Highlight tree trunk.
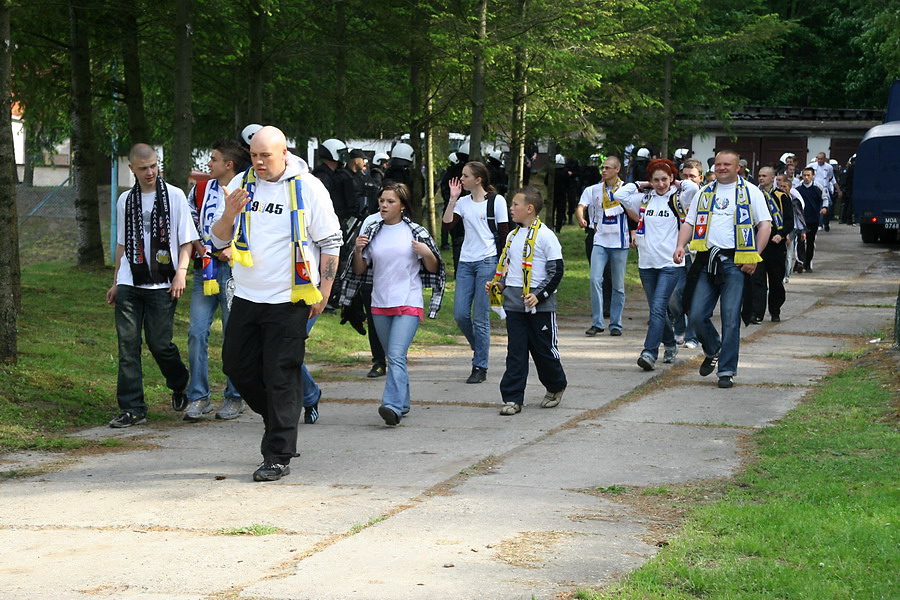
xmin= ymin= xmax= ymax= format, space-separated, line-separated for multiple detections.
xmin=425 ymin=100 xmax=437 ymax=235
xmin=247 ymin=0 xmax=265 ymax=123
xmin=468 ymin=0 xmax=488 ymax=162
xmin=0 ymin=0 xmax=20 ymax=363
xmin=22 ymin=121 xmax=39 ymax=187
xmin=660 ymin=53 xmax=672 ymax=158
xmin=334 ymin=1 xmax=347 ymax=140
xmin=120 ymin=3 xmax=150 ymax=146
xmin=170 ymin=0 xmax=193 ymax=192
xmin=69 ymin=0 xmax=104 ymax=266
xmin=407 ymin=6 xmax=427 ymax=218
xmin=508 ymin=0 xmax=528 ymax=190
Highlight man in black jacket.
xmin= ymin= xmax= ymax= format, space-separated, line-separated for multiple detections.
xmin=796 ymin=167 xmax=826 ymax=273
xmin=750 ymin=166 xmax=794 ymax=322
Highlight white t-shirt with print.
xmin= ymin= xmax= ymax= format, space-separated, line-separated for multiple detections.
xmin=504 ymin=222 xmax=563 ymax=288
xmin=454 ymin=193 xmax=508 ymax=262
xmin=115 ymin=183 xmax=198 ymax=289
xmin=684 ymin=180 xmax=771 ymax=250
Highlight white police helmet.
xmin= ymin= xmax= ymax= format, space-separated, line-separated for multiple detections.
xmin=241 ymin=123 xmax=263 ymax=146
xmin=636 ymin=147 xmax=651 ymax=159
xmin=458 ymin=141 xmax=470 ymax=156
xmin=674 ymin=148 xmax=690 ymax=160
xmin=319 ymin=138 xmax=347 ymax=162
xmin=372 ymin=152 xmax=390 ymax=165
xmin=555 ymin=153 xmax=565 ymax=165
xmin=448 ymin=152 xmax=459 ymax=165
xmin=391 ymin=143 xmax=414 ymax=162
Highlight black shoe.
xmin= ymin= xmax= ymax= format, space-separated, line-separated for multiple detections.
xmin=699 ymin=353 xmax=719 ymax=377
xmin=109 ymin=411 xmax=146 ymax=428
xmin=584 ymin=326 xmax=604 ymax=336
xmin=771 ymin=315 xmax=781 ymax=322
xmin=253 ymin=461 xmax=290 ymax=482
xmin=718 ymin=375 xmax=734 ymax=389
xmin=465 ymin=366 xmax=487 ymax=384
xmin=378 ymin=405 xmax=400 ymax=426
xmin=171 ymin=389 xmax=188 ymax=412
xmin=366 ymin=364 xmax=386 ymax=378
xmin=751 ymin=316 xmax=763 ymax=324
xmin=609 ymin=329 xmax=622 ymax=337
xmin=304 ymin=401 xmax=319 ymax=425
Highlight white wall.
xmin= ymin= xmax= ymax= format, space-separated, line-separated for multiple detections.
xmin=805 ymin=136 xmax=831 ymax=164
xmin=691 ymin=133 xmax=718 ymax=172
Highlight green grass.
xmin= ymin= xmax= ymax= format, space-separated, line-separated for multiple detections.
xmin=578 ymin=360 xmax=900 ymax=600
xmin=216 ymin=523 xmax=280 ymax=536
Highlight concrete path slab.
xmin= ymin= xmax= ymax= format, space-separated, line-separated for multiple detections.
xmin=604 ymin=384 xmax=809 ymax=428
xmin=1 ymin=223 xmax=897 ymax=600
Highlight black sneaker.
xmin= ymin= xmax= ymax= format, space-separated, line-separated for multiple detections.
xmin=584 ymin=326 xmax=604 ymax=336
xmin=253 ymin=461 xmax=290 ymax=482
xmin=171 ymin=389 xmax=188 ymax=412
xmin=304 ymin=400 xmax=319 ymax=425
xmin=699 ymin=353 xmax=719 ymax=377
xmin=366 ymin=364 xmax=386 ymax=378
xmin=378 ymin=405 xmax=400 ymax=426
xmin=609 ymin=329 xmax=622 ymax=337
xmin=465 ymin=366 xmax=487 ymax=384
xmin=109 ymin=411 xmax=146 ymax=428
xmin=718 ymin=375 xmax=734 ymax=389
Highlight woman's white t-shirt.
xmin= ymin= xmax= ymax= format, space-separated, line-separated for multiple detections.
xmin=454 ymin=193 xmax=508 ymax=262
xmin=618 ymin=187 xmax=684 ymax=269
xmin=365 ymin=222 xmax=423 ymax=309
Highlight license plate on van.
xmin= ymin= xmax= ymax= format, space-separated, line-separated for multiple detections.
xmin=885 ymin=217 xmax=899 ymax=229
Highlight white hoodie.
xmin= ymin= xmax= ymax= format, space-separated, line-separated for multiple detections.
xmin=212 ymin=153 xmax=342 ymax=304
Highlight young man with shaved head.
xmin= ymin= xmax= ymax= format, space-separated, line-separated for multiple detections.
xmin=107 ymin=144 xmax=199 ymax=428
xmin=674 ymin=150 xmax=772 ymax=389
xmin=211 ymin=126 xmax=342 ymax=482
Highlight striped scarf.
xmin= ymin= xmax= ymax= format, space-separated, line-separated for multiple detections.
xmin=232 ymin=169 xmax=323 ymax=305
xmin=689 ymin=177 xmax=761 ymax=264
xmin=196 ymin=179 xmax=222 ymax=295
xmin=489 ymin=217 xmax=541 ymax=314
xmin=761 ymin=186 xmax=785 ymax=229
xmin=124 ymin=176 xmax=174 ymax=286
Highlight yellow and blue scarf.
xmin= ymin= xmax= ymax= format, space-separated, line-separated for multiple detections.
xmin=232 ymin=169 xmax=323 ymax=305
xmin=761 ymin=187 xmax=784 ymax=230
xmin=489 ymin=217 xmax=541 ymax=311
xmin=689 ymin=177 xmax=761 ymax=264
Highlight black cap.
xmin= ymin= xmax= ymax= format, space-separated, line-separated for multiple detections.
xmin=348 ymin=149 xmax=367 ymax=160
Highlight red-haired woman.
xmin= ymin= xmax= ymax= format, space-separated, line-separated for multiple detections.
xmin=615 ymin=159 xmax=699 ymax=371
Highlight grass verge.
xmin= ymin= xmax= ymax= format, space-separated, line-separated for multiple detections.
xmin=578 ymin=348 xmax=899 ymax=600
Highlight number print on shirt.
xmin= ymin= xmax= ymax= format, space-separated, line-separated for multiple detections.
xmin=645 ymin=208 xmax=671 ymax=218
xmin=248 ymin=201 xmax=284 ymax=214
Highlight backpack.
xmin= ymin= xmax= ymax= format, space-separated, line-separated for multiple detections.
xmin=485 ymin=192 xmax=510 ymax=257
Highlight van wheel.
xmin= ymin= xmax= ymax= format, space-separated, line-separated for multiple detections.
xmin=860 ymin=224 xmax=878 ymax=243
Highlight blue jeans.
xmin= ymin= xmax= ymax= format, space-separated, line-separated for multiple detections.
xmin=115 ymin=285 xmax=189 ymax=418
xmin=668 ymin=254 xmax=697 ymax=341
xmin=187 ymin=264 xmax=241 ymax=403
xmin=372 ymin=314 xmax=420 ymax=418
xmin=453 ymin=256 xmax=496 ymax=369
xmin=688 ymin=257 xmax=745 ymax=377
xmin=639 ymin=267 xmax=684 ymax=360
xmin=301 ymin=315 xmax=320 ymax=408
xmin=589 ymin=246 xmax=628 ymax=331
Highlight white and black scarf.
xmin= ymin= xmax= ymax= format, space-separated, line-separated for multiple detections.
xmin=124 ymin=176 xmax=174 ymax=285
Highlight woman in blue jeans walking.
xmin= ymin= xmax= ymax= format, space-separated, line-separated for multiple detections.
xmin=616 ymin=159 xmax=698 ymax=370
xmin=442 ymin=161 xmax=509 ymax=383
xmin=351 ymin=183 xmax=444 ymax=426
